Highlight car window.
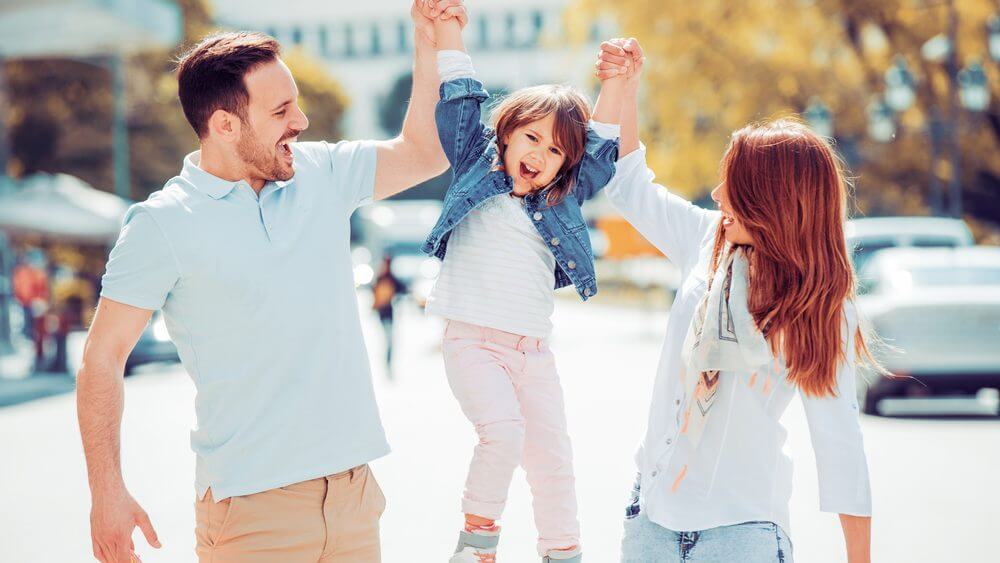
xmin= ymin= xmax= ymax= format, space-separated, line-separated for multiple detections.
xmin=910 ymin=238 xmax=961 ymax=248
xmin=902 ymin=266 xmax=1000 ymax=288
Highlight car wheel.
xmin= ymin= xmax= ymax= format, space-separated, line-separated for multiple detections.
xmin=862 ymin=388 xmax=882 ymax=416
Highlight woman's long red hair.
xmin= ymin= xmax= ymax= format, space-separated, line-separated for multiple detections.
xmin=711 ymin=118 xmax=876 ymax=397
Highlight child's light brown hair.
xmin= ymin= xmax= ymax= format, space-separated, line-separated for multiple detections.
xmin=490 ymin=84 xmax=592 ymax=206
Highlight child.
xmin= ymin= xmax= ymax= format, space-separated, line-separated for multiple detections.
xmin=418 ymin=2 xmax=624 ymax=561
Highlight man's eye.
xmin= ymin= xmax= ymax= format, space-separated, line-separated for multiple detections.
xmin=275 ymin=110 xmax=287 ymax=117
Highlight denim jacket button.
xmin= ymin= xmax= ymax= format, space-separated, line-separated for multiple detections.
xmin=533 ymin=212 xmax=543 ymax=221
xmin=567 ymin=260 xmax=576 ymax=269
xmin=550 ymin=237 xmax=560 ymax=246
xmin=584 ymin=287 xmax=592 ymax=297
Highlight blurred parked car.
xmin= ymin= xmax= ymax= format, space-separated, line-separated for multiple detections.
xmin=855 ymin=246 xmax=1000 ymax=414
xmin=67 ymin=310 xmax=179 ymax=378
xmin=847 ymin=216 xmax=973 ymax=277
xmin=125 ymin=311 xmax=180 ymax=375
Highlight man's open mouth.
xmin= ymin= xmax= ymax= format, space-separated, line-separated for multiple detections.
xmin=278 ymin=138 xmax=296 ymax=159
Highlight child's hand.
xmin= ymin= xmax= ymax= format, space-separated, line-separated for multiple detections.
xmin=411 ymin=0 xmax=468 ymax=48
xmin=418 ymin=0 xmax=468 ymax=26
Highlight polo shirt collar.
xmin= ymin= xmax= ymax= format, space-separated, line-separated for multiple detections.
xmin=181 ymin=150 xmax=295 ymax=199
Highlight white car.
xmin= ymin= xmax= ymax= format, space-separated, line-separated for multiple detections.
xmin=847 ymin=216 xmax=973 ymax=275
xmin=855 ymin=246 xmax=1000 ymax=414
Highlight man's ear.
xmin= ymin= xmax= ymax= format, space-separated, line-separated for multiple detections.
xmin=207 ymin=109 xmax=242 ymax=143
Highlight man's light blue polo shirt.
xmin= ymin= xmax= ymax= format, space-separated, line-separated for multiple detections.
xmin=101 ymin=141 xmax=389 ymax=501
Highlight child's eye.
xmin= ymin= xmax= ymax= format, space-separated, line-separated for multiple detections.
xmin=549 ymin=147 xmax=562 ymax=156
xmin=526 ymin=133 xmax=538 ymax=142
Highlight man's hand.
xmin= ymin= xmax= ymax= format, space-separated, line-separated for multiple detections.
xmin=90 ymin=485 xmax=160 ymax=562
xmin=411 ymin=0 xmax=468 ymax=49
xmin=596 ymin=37 xmax=645 ymax=84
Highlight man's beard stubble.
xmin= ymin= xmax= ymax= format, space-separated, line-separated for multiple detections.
xmin=236 ymin=126 xmax=293 ymax=183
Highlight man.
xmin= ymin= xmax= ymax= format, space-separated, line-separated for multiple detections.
xmin=77 ymin=2 xmax=466 ymax=562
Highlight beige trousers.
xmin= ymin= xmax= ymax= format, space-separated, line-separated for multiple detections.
xmin=195 ymin=465 xmax=385 ymax=562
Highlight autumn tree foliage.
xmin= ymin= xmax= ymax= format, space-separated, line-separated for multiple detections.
xmin=587 ymin=0 xmax=1000 ymax=231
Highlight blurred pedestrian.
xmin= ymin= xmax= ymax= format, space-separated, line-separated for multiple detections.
xmin=598 ymin=39 xmax=878 ymax=563
xmin=419 ymin=6 xmax=620 ymax=562
xmin=12 ymin=249 xmax=50 ymax=367
xmin=372 ymin=255 xmax=406 ymax=374
xmin=75 ymin=4 xmax=467 ymax=562
xmin=47 ymin=266 xmax=91 ymax=373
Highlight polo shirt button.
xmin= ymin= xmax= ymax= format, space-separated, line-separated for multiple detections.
xmin=675 ymin=399 xmax=681 ymax=406
xmin=666 ymin=438 xmax=672 ymax=445
xmin=533 ymin=212 xmax=543 ymax=221
xmin=567 ymin=260 xmax=576 ymax=270
xmin=651 ymin=470 xmax=658 ymax=477
xmin=550 ymin=237 xmax=560 ymax=246
xmin=583 ymin=287 xmax=592 ymax=297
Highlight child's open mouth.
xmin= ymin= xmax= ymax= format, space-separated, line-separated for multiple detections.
xmin=519 ymin=161 xmax=540 ymax=181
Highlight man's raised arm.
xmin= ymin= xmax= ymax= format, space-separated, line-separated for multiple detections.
xmin=372 ymin=0 xmax=467 ymax=201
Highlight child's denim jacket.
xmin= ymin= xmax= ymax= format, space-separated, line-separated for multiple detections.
xmin=421 ymin=77 xmax=619 ymax=301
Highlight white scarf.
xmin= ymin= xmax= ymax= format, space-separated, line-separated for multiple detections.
xmin=679 ymin=245 xmax=772 ymax=448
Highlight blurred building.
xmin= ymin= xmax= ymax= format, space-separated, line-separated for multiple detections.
xmin=212 ymin=0 xmax=615 ymax=139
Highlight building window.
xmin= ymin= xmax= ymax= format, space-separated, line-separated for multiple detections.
xmin=477 ymin=15 xmax=489 ymax=49
xmin=588 ymin=22 xmax=599 ymax=42
xmin=344 ymin=23 xmax=355 ymax=57
xmin=529 ymin=10 xmax=543 ymax=46
xmin=319 ymin=26 xmax=329 ymax=56
xmin=505 ymin=13 xmax=516 ymax=48
xmin=370 ymin=23 xmax=382 ymax=56
xmin=291 ymin=26 xmax=303 ymax=45
xmin=397 ymin=20 xmax=409 ymax=53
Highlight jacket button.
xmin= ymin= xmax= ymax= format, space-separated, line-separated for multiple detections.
xmin=550 ymin=237 xmax=560 ymax=246
xmin=584 ymin=287 xmax=592 ymax=296
xmin=567 ymin=260 xmax=576 ymax=270
xmin=533 ymin=212 xmax=543 ymax=221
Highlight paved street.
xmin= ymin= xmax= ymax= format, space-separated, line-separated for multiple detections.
xmin=1 ymin=295 xmax=998 ymax=562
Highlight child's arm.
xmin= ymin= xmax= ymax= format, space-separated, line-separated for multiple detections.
xmin=570 ymin=40 xmax=636 ymax=203
xmin=596 ymin=38 xmax=642 ymax=157
xmin=592 ymin=40 xmax=629 ymax=126
xmin=422 ymin=0 xmax=489 ymax=172
xmin=430 ymin=0 xmax=465 ymax=52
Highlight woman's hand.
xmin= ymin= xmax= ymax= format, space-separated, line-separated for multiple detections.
xmin=596 ymin=37 xmax=645 ymax=86
xmin=594 ymin=37 xmax=644 ymax=157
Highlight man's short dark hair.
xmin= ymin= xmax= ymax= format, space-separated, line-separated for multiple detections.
xmin=176 ymin=32 xmax=281 ymax=138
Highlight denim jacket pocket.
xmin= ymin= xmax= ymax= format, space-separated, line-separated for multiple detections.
xmin=550 ymin=202 xmax=587 ymax=234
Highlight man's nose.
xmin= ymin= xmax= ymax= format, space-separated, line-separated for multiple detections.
xmin=292 ymin=106 xmax=309 ymax=132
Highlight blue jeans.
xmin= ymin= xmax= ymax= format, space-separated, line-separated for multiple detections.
xmin=621 ymin=513 xmax=793 ymax=562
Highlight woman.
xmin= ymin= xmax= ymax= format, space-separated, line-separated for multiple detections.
xmin=592 ymin=39 xmax=875 ymax=562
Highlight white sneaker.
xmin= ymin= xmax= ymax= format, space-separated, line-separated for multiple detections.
xmin=543 ymin=546 xmax=582 ymax=562
xmin=450 ymin=528 xmax=500 ymax=563
xmin=450 ymin=545 xmax=496 ymax=563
